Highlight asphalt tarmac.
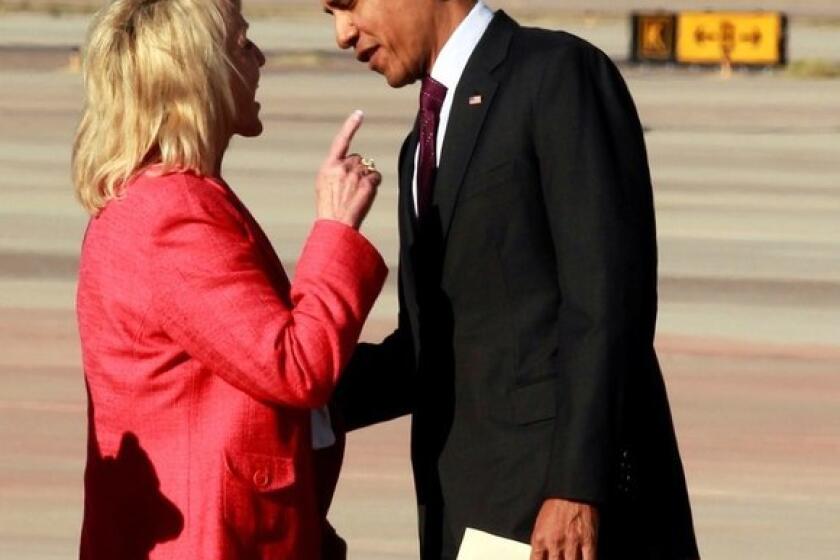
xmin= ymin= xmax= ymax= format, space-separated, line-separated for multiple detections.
xmin=0 ymin=7 xmax=838 ymax=560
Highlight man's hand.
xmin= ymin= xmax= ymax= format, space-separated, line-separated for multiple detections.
xmin=530 ymin=498 xmax=599 ymax=560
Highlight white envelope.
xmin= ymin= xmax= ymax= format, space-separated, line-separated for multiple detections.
xmin=457 ymin=528 xmax=532 ymax=560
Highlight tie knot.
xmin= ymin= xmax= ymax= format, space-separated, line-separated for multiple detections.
xmin=420 ymin=76 xmax=447 ymax=114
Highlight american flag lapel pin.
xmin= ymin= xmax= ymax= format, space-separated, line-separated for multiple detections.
xmin=468 ymin=94 xmax=482 ymax=105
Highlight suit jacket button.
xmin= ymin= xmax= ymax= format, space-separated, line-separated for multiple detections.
xmin=253 ymin=469 xmax=270 ymax=488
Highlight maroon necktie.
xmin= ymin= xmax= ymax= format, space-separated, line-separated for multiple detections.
xmin=416 ymin=76 xmax=448 ymax=219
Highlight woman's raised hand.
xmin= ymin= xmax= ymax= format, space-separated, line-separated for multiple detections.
xmin=316 ymin=110 xmax=382 ymax=230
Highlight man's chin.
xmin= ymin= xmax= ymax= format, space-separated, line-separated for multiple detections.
xmin=384 ymin=72 xmax=417 ymax=89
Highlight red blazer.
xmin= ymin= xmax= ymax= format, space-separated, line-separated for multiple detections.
xmin=76 ymin=170 xmax=387 ymax=559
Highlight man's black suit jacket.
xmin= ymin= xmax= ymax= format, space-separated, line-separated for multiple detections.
xmin=337 ymin=11 xmax=699 ymax=560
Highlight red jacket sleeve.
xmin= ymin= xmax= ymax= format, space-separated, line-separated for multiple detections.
xmin=146 ymin=174 xmax=387 ymax=408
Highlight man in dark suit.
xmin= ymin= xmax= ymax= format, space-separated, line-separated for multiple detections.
xmin=323 ymin=1 xmax=699 ymax=558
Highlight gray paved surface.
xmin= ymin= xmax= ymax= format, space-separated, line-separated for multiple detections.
xmin=1 ymin=8 xmax=839 ymax=560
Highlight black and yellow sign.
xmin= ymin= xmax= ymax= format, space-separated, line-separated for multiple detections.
xmin=631 ymin=13 xmax=677 ymax=63
xmin=676 ymin=12 xmax=787 ymax=66
xmin=630 ymin=11 xmax=787 ymax=67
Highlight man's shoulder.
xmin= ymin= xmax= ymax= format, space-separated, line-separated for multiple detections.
xmin=509 ymin=23 xmax=609 ymax=68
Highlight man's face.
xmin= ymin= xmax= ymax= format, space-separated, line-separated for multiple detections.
xmin=323 ymin=0 xmax=438 ymax=87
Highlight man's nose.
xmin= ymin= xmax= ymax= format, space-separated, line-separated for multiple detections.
xmin=334 ymin=12 xmax=358 ymax=50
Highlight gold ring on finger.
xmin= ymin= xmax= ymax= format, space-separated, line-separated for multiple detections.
xmin=361 ymin=157 xmax=376 ymax=172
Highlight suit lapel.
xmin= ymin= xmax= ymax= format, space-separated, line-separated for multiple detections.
xmin=398 ymin=124 xmax=422 ymax=344
xmin=434 ymin=76 xmax=497 ymax=241
xmin=399 ymin=122 xmax=419 ymax=250
xmin=397 ymin=12 xmax=517 ymax=333
xmin=433 ymin=11 xmax=516 ymax=242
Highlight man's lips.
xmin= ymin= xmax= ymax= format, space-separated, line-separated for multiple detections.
xmin=356 ymin=45 xmax=379 ymax=64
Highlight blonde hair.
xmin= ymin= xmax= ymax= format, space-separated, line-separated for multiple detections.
xmin=72 ymin=0 xmax=241 ymax=214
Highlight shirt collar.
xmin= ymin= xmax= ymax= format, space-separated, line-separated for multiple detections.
xmin=429 ymin=1 xmax=494 ymax=92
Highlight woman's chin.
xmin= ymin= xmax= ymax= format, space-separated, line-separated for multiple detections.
xmin=235 ymin=118 xmax=263 ymax=138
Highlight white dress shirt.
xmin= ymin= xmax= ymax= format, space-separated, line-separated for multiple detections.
xmin=412 ymin=0 xmax=495 ymax=214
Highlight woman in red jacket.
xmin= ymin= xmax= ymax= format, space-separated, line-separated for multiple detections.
xmin=72 ymin=0 xmax=385 ymax=558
